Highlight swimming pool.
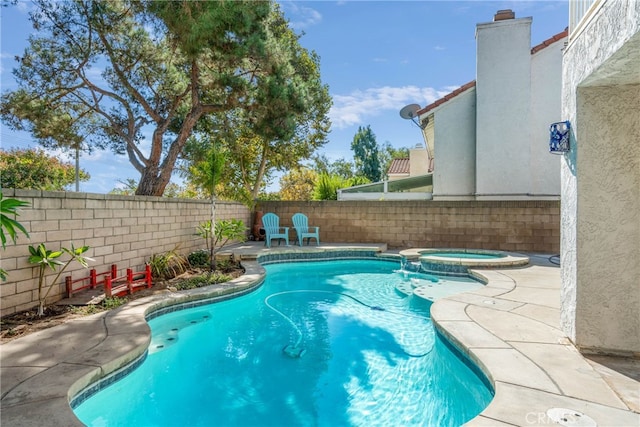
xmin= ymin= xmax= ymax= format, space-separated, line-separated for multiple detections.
xmin=73 ymin=259 xmax=493 ymax=426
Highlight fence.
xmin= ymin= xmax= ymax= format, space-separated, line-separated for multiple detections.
xmin=1 ymin=192 xmax=559 ymax=315
xmin=256 ymin=200 xmax=559 ymax=253
xmin=0 ymin=189 xmax=250 ymax=315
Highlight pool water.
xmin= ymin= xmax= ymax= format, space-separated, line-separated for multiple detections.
xmin=74 ymin=260 xmax=493 ymax=426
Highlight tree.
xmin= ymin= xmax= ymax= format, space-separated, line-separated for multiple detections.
xmin=1 ymin=1 xmax=326 ymax=196
xmin=0 ymin=148 xmax=90 ymax=190
xmin=178 ymin=6 xmax=331 ymax=207
xmin=351 ymin=125 xmax=382 ymax=182
xmin=280 ymin=168 xmax=318 ymax=201
xmin=310 ymin=154 xmax=355 ymax=179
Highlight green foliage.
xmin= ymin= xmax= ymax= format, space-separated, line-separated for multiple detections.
xmin=279 ymin=168 xmax=318 ymax=201
xmin=172 ymin=272 xmax=232 ymax=291
xmin=311 ymin=154 xmax=356 ymax=180
xmin=149 ymin=246 xmax=189 ymax=280
xmin=0 ymin=192 xmax=29 ymax=250
xmin=187 ymin=250 xmax=210 ymax=268
xmin=0 ymin=148 xmax=90 ymax=191
xmin=102 ymin=296 xmax=127 ymax=310
xmin=27 ymin=243 xmax=93 ymax=316
xmin=177 ymin=3 xmax=331 ymax=207
xmin=351 ymin=125 xmax=382 ymax=182
xmin=313 ymin=173 xmax=348 ymax=201
xmin=0 ymin=192 xmax=30 ymax=281
xmin=1 ymin=0 xmax=329 ymax=197
xmin=180 ymin=136 xmax=227 ymax=199
xmin=348 ymin=175 xmax=371 ymax=187
xmin=195 ymin=218 xmax=246 ymax=271
xmin=196 ymin=219 xmax=247 ymax=252
xmin=70 ymin=296 xmax=127 ymax=315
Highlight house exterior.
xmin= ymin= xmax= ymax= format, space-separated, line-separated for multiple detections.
xmin=560 ymin=0 xmax=640 ymax=355
xmin=417 ymin=10 xmax=567 ymax=201
xmin=387 ymin=146 xmax=430 ymax=182
xmin=387 ymin=157 xmax=410 ymax=181
xmin=338 ymin=145 xmax=432 ymax=200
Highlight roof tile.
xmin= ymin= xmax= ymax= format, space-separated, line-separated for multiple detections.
xmin=417 ymin=28 xmax=568 ymax=116
xmin=531 ymin=28 xmax=568 ymax=54
xmin=387 ymin=158 xmax=410 ymax=175
xmin=417 ymin=80 xmax=476 ymax=115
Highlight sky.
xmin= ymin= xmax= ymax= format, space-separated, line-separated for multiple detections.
xmin=0 ymin=1 xmax=569 ymax=194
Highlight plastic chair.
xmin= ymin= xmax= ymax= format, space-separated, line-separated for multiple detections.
xmin=292 ymin=213 xmax=320 ymax=246
xmin=262 ymin=213 xmax=289 ymax=248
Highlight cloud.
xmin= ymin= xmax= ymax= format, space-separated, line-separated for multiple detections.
xmin=280 ymin=1 xmax=322 ymax=30
xmin=16 ymin=1 xmax=30 ymax=13
xmin=434 ymin=45 xmax=446 ymax=51
xmin=330 ymin=85 xmax=443 ymax=129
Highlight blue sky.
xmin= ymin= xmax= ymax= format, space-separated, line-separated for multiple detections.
xmin=0 ymin=1 xmax=569 ymax=193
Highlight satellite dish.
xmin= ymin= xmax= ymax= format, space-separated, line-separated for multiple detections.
xmin=399 ymin=104 xmax=421 ymax=120
xmin=400 ymin=103 xmax=428 ymax=129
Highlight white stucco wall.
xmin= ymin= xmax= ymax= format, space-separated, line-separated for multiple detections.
xmin=432 ymin=88 xmax=476 ymax=199
xmin=561 ymin=0 xmax=640 ymax=354
xmin=530 ymin=41 xmax=564 ymax=196
xmin=475 ymin=17 xmax=532 ymax=198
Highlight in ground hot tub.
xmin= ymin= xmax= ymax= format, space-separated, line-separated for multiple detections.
xmin=400 ymin=248 xmax=529 ymax=276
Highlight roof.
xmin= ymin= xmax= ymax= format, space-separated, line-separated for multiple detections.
xmin=417 ymin=28 xmax=568 ymax=116
xmin=531 ymin=28 xmax=568 ymax=54
xmin=417 ymin=81 xmax=476 ymax=116
xmin=387 ymin=158 xmax=410 ymax=175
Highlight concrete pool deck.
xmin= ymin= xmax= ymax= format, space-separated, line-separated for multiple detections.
xmin=1 ymin=243 xmax=638 ymax=426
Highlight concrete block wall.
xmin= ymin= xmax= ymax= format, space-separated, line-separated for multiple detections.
xmin=0 ymin=189 xmax=250 ymax=315
xmin=256 ymin=200 xmax=559 ymax=253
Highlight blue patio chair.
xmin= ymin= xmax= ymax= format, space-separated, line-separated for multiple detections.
xmin=262 ymin=213 xmax=289 ymax=248
xmin=292 ymin=213 xmax=320 ymax=246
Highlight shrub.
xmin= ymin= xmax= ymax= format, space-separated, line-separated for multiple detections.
xmin=149 ymin=245 xmax=189 ymax=280
xmin=188 ymin=250 xmax=210 ymax=268
xmin=173 ymin=272 xmax=232 ymax=290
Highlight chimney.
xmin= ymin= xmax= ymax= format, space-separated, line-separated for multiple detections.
xmin=494 ymin=9 xmax=515 ymax=21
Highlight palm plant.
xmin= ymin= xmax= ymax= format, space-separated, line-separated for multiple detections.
xmin=1 ymin=192 xmax=30 ymax=281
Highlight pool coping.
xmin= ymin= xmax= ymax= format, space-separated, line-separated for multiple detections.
xmin=1 ymin=244 xmax=638 ymax=426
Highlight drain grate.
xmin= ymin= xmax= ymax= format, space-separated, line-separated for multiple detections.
xmin=546 ymin=408 xmax=596 ymax=426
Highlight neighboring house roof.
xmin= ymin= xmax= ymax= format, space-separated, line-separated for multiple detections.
xmin=531 ymin=28 xmax=568 ymax=54
xmin=387 ymin=158 xmax=410 ymax=175
xmin=417 ymin=28 xmax=568 ymax=116
xmin=417 ymin=81 xmax=476 ymax=115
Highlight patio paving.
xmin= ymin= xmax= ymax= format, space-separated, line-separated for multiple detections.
xmin=1 ymin=243 xmax=638 ymax=426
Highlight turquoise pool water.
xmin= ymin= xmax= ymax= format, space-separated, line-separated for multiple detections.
xmin=73 ymin=260 xmax=493 ymax=426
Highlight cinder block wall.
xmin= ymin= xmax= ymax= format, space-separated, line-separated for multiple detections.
xmin=1 ymin=192 xmax=559 ymax=315
xmin=0 ymin=189 xmax=250 ymax=315
xmin=256 ymin=200 xmax=559 ymax=252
